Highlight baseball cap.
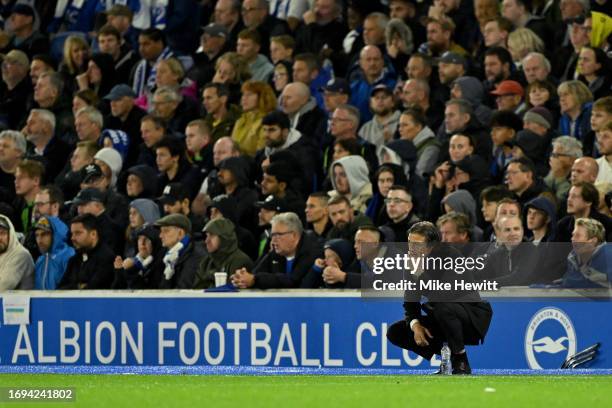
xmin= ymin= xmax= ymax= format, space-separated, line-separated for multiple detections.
xmin=158 ymin=183 xmax=188 ymax=205
xmin=34 ymin=217 xmax=53 ymax=233
xmin=11 ymin=4 xmax=34 ymax=17
xmin=2 ymin=50 xmax=29 ymax=67
xmin=72 ymin=188 xmax=105 ymax=205
xmin=490 ymin=80 xmax=524 ymax=97
xmin=154 ymin=213 xmax=192 ymax=232
xmin=203 ymin=23 xmax=228 ymax=38
xmin=438 ymin=51 xmax=466 ymax=66
xmin=255 ymin=195 xmax=288 ymax=212
xmin=104 ymin=84 xmax=136 ymax=101
xmin=370 ymin=84 xmax=393 ymax=97
xmin=320 ymin=78 xmax=350 ymax=95
xmin=81 ymin=163 xmax=104 ymax=183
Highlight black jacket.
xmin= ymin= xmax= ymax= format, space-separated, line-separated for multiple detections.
xmin=557 ymin=210 xmax=612 ymax=243
xmin=253 ymin=231 xmax=322 ymax=288
xmin=27 ymin=136 xmax=72 ymax=183
xmin=0 ymin=75 xmax=32 ymax=129
xmin=59 ymin=241 xmax=115 ymax=289
xmin=104 ymin=105 xmax=146 ymax=168
xmin=159 ymin=239 xmax=207 ymax=289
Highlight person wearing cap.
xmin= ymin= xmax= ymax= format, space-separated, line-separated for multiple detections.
xmin=192 ymin=23 xmax=231 ymax=88
xmin=217 ymin=156 xmax=259 ymax=231
xmin=1 ymin=3 xmax=48 ymax=61
xmin=33 ymin=216 xmax=75 ymax=290
xmin=97 ymin=24 xmax=139 ymax=85
xmin=73 ymin=186 xmax=124 ymax=254
xmin=132 ymin=28 xmax=175 ymax=99
xmin=58 ymin=213 xmax=114 ymax=289
xmin=254 ymin=194 xmax=288 ymax=259
xmin=112 ymin=224 xmax=165 ymax=289
xmin=0 ymin=49 xmax=32 ymax=129
xmin=359 ymin=84 xmax=401 ymax=147
xmin=437 ymin=52 xmax=466 ymax=89
xmin=194 ymin=217 xmax=254 ymax=289
xmin=208 ymin=193 xmax=258 ymax=260
xmin=491 ymin=80 xmax=527 ymax=116
xmin=349 ymin=45 xmax=397 ymax=123
xmin=155 ymin=213 xmax=205 ymax=289
xmin=320 ymin=78 xmax=350 ymax=123
xmin=0 ymin=214 xmax=34 ymax=290
xmin=23 ymin=109 xmax=72 ymax=182
xmin=158 ymin=182 xmax=206 ymax=238
xmin=231 ymin=211 xmax=321 ymax=289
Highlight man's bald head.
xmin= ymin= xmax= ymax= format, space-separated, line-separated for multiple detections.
xmin=570 ymin=156 xmax=599 ymax=185
xmin=213 ymin=136 xmax=239 ymax=166
xmin=359 ymin=45 xmax=384 ymax=83
xmin=281 ymin=82 xmax=311 ymax=115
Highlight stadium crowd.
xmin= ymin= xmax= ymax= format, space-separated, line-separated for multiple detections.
xmin=0 ymin=0 xmax=611 ymax=291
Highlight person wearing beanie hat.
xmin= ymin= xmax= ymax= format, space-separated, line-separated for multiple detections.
xmin=94 ymin=147 xmax=123 ymax=188
xmin=523 ymin=106 xmax=554 ymax=137
xmin=513 ymin=129 xmax=550 ymax=177
xmin=123 ymin=164 xmax=159 ymax=199
xmin=194 ymin=217 xmax=254 ymax=289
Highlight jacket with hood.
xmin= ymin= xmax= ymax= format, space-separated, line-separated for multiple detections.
xmin=0 ymin=215 xmax=34 ymax=290
xmin=452 ymin=77 xmax=493 ymax=127
xmin=217 ymin=157 xmax=259 ymax=232
xmin=562 ymin=244 xmax=612 ymax=288
xmin=122 ymin=165 xmax=159 ymax=199
xmin=441 ymin=189 xmax=484 ymax=241
xmin=88 ymin=53 xmax=117 ymax=100
xmin=194 ymin=218 xmax=254 ymax=289
xmin=249 ymin=54 xmax=274 ymax=82
xmin=349 ymin=67 xmax=397 ymax=123
xmin=329 ymin=155 xmax=373 ymax=214
xmin=411 ymin=126 xmax=440 ymax=179
xmin=34 ymin=217 xmax=75 ymax=290
xmin=124 ymin=199 xmax=161 ymax=258
xmin=524 ymin=196 xmax=558 ymax=243
xmin=231 ymin=109 xmax=267 ymax=157
xmin=113 ymin=225 xmax=166 ymax=289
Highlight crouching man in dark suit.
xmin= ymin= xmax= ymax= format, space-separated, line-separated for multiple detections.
xmin=386 ymin=222 xmax=493 ymax=374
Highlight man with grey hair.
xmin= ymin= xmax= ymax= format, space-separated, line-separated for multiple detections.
xmin=557 ymin=0 xmax=590 ymax=47
xmin=437 ymin=98 xmax=491 ymax=162
xmin=23 ymin=109 xmax=71 ymax=182
xmin=241 ymin=0 xmax=290 ymax=57
xmin=33 ymin=72 xmax=74 ymax=143
xmin=153 ymin=85 xmax=198 ymax=134
xmin=281 ymin=81 xmax=326 ymax=141
xmin=521 ymin=52 xmax=553 ymax=84
xmin=0 ymin=49 xmax=31 ymax=129
xmin=231 ymin=211 xmax=321 ymax=288
xmin=0 ymin=130 xmax=26 ymax=201
xmin=544 ymin=136 xmax=583 ymax=203
xmin=75 ymin=107 xmax=104 ymax=143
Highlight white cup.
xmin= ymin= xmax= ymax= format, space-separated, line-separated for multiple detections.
xmin=214 ymin=272 xmax=228 ymax=287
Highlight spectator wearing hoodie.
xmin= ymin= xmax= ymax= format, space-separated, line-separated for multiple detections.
xmin=450 ymin=76 xmax=493 ymax=127
xmin=0 ymin=214 xmax=34 ymax=290
xmin=124 ymin=199 xmax=161 ymax=258
xmin=441 ymin=189 xmax=484 ymax=242
xmin=194 ymin=217 xmax=254 ymax=289
xmin=112 ymin=225 xmax=166 ymax=289
xmin=359 ymin=84 xmax=401 ymax=147
xmin=33 ymin=216 xmax=75 ymax=289
xmin=122 ymin=164 xmax=159 ymax=200
xmin=512 ymin=129 xmax=550 ymax=177
xmin=236 ymin=29 xmax=274 ymax=82
xmin=525 ymin=196 xmax=558 ymax=243
xmin=208 ymin=194 xmax=258 ymax=261
xmin=329 ymin=155 xmax=373 ymax=214
xmin=216 ymin=156 xmax=259 ymax=231
xmin=301 ymin=238 xmax=357 ymax=289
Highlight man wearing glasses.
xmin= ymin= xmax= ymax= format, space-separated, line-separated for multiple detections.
xmin=383 ymin=185 xmax=420 ymax=242
xmin=231 ymin=212 xmax=321 ymax=288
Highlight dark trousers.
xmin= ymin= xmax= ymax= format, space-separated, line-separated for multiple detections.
xmin=386 ymin=303 xmax=481 ymax=359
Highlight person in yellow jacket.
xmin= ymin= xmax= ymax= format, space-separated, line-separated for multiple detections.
xmin=231 ymin=80 xmax=277 ymax=156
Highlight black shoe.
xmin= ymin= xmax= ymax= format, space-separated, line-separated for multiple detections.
xmin=451 ymin=352 xmax=472 ymax=375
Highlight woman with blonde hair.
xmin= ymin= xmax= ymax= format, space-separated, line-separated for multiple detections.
xmin=213 ymin=52 xmax=252 ymax=105
xmin=507 ymin=28 xmax=544 ymax=66
xmin=558 ymin=80 xmax=594 ymax=153
xmin=231 ymin=80 xmax=277 ymax=156
xmin=59 ymin=35 xmax=90 ymax=88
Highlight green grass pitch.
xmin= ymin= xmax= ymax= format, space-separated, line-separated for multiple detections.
xmin=1 ymin=374 xmax=611 ymax=407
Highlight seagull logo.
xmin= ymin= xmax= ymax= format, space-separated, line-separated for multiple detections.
xmin=531 ymin=336 xmax=569 ymax=354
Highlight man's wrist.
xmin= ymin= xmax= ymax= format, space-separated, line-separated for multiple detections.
xmin=409 ymin=319 xmax=420 ymax=331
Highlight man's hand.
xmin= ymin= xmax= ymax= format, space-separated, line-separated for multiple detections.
xmin=231 ymin=268 xmax=255 ymax=289
xmin=413 ymin=322 xmax=433 ymax=347
xmin=322 ymin=266 xmax=346 ymax=284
